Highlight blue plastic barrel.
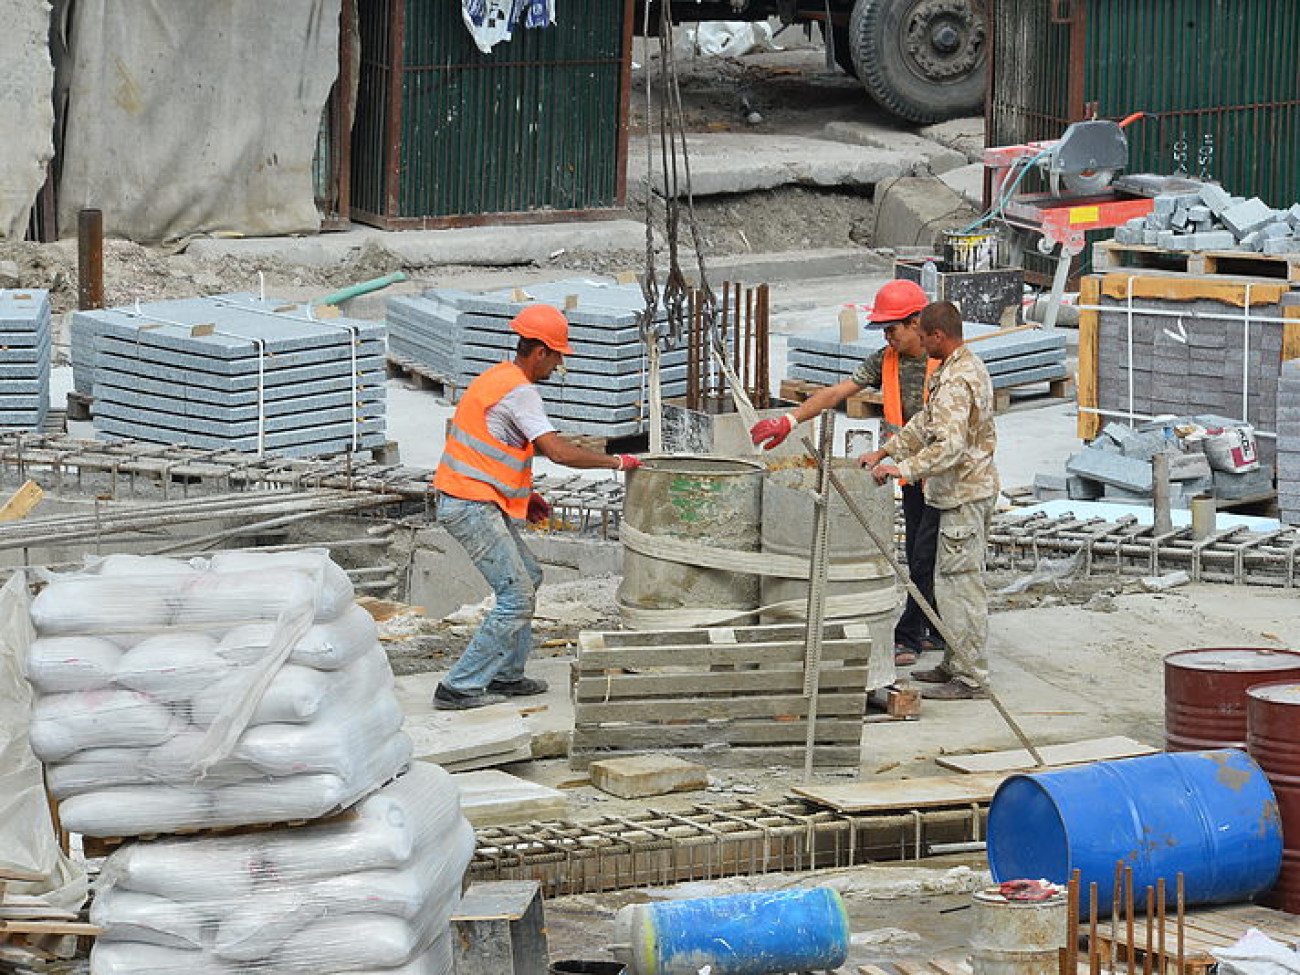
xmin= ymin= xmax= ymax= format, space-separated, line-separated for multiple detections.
xmin=988 ymin=749 xmax=1282 ymax=914
xmin=610 ymin=888 xmax=849 ymax=975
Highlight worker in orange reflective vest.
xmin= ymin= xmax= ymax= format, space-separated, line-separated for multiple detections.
xmin=433 ymin=304 xmax=643 ymax=710
xmin=749 ymin=279 xmax=941 ymax=667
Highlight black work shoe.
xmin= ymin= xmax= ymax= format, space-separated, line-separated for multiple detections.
xmin=487 ymin=677 xmax=549 ymax=697
xmin=910 ymin=666 xmax=954 ymax=684
xmin=921 ymin=679 xmax=990 ymax=701
xmin=433 ymin=684 xmax=508 ymax=710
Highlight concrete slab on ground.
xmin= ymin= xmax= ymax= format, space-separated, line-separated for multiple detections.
xmin=822 ymin=121 xmax=966 ymax=175
xmin=450 ymin=769 xmax=570 ymax=826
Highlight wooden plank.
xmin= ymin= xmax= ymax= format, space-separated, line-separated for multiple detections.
xmin=574 ymin=666 xmax=870 ymax=701
xmin=858 ymin=965 xmax=894 ymax=975
xmin=1099 ymin=274 xmax=1289 ymax=308
xmin=791 ymin=772 xmax=1009 ymax=812
xmin=580 ymin=621 xmax=868 ymax=650
xmin=933 ymin=735 xmax=1157 ymax=774
xmin=930 ymin=958 xmax=973 ymax=975
xmin=1077 ymin=275 xmax=1101 ymax=440
xmin=576 ymin=638 xmax=871 ymax=670
xmin=0 ymin=920 xmax=103 ymax=936
xmin=575 ymin=690 xmax=868 ymax=723
xmin=0 ymin=481 xmax=43 ymax=522
xmin=1283 ymin=301 xmax=1300 ymax=364
xmin=569 ymin=744 xmax=863 ymax=770
xmin=571 ymin=719 xmax=865 ymax=749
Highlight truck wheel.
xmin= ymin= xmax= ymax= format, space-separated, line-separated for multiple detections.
xmin=849 ymin=0 xmax=987 ymax=124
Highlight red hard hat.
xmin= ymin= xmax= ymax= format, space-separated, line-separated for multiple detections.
xmin=868 ymin=279 xmax=929 ymax=324
xmin=510 ymin=304 xmax=574 ymax=355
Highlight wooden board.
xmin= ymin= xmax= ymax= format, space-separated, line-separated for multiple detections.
xmin=934 ymin=735 xmax=1157 ymax=774
xmin=1077 ymin=275 xmax=1101 ymax=439
xmin=791 ymin=772 xmax=1010 ymax=812
xmin=1086 ymin=902 xmax=1300 ymax=975
xmin=1098 ymin=273 xmax=1289 ymax=308
xmin=859 ymin=956 xmax=972 ymax=975
xmin=0 ymin=480 xmax=43 ymax=522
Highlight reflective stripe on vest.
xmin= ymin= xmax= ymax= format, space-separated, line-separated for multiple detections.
xmin=434 ymin=362 xmax=536 ymax=519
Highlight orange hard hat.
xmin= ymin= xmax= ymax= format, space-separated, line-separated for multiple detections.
xmin=868 ymin=279 xmax=929 ymax=324
xmin=510 ymin=304 xmax=574 ymax=355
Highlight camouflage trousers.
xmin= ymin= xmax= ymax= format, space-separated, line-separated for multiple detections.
xmin=934 ymin=496 xmax=996 ymax=686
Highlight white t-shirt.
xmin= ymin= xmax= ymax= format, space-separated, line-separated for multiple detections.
xmin=485 ymin=383 xmax=555 ymax=449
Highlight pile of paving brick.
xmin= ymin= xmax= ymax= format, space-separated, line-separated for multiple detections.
xmin=1279 ymin=360 xmax=1300 ymax=525
xmin=786 ymin=322 xmax=1069 ymax=391
xmin=1112 ymin=183 xmax=1300 ymax=255
xmin=0 ymin=289 xmax=51 ymax=431
xmin=71 ymin=294 xmax=386 ymax=458
xmin=1034 ymin=417 xmax=1273 ymax=509
xmin=388 ymin=278 xmax=685 ymax=439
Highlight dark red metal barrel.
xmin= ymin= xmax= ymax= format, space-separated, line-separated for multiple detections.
xmin=1247 ymin=682 xmax=1300 ymax=913
xmin=1164 ymin=649 xmax=1300 ymax=752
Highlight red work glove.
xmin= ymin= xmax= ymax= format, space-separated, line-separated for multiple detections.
xmin=616 ymin=454 xmax=643 ymax=472
xmin=750 ymin=414 xmax=798 ymax=450
xmin=998 ymin=879 xmax=1059 ymax=902
xmin=526 ymin=491 xmax=551 ymax=525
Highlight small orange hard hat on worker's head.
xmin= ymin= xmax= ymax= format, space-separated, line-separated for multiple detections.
xmin=510 ymin=304 xmax=575 ymax=355
xmin=868 ymin=279 xmax=929 ymax=324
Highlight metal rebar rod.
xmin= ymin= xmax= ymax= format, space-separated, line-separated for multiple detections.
xmin=1111 ymin=861 xmax=1122 ymax=975
xmin=1156 ymin=877 xmax=1166 ymax=975
xmin=1067 ymin=869 xmax=1081 ymax=975
xmin=802 ymin=412 xmax=835 ymax=783
xmin=1089 ymin=881 xmax=1100 ymax=975
xmin=1176 ymin=874 xmax=1185 ymax=975
xmin=1143 ymin=885 xmax=1154 ymax=975
xmin=1125 ymin=867 xmax=1135 ymax=975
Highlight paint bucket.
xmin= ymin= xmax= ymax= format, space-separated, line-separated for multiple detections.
xmin=608 ymin=888 xmax=849 ymax=975
xmin=759 ymin=463 xmax=899 ymax=661
xmin=617 ymin=456 xmax=765 ymax=629
xmin=969 ymin=886 xmax=1067 ymax=975
xmin=943 ymin=230 xmax=1001 ymax=272
xmin=550 ymin=963 xmax=627 ymax=975
xmin=987 ymin=749 xmax=1281 ymax=914
xmin=1247 ymin=681 xmax=1300 ymax=913
xmin=1165 ymin=648 xmax=1300 ymax=751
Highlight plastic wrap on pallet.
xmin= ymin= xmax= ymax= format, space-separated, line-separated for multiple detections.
xmin=88 ymin=763 xmax=471 ymax=975
xmin=23 ymin=550 xmax=412 ymax=836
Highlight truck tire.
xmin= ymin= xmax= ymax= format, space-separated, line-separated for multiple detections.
xmin=848 ymin=0 xmax=986 ymax=124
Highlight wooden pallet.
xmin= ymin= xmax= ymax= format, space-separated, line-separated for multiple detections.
xmin=1094 ymin=240 xmax=1300 ymax=283
xmin=993 ymin=375 xmax=1075 ymax=413
xmin=80 ymin=804 xmax=361 ymax=859
xmin=859 ymin=955 xmax=971 ymax=975
xmin=0 ymin=874 xmax=101 ymax=966
xmin=570 ymin=622 xmax=873 ymax=769
xmin=1085 ymin=902 xmax=1300 ymax=975
xmin=779 ymin=378 xmax=884 ymax=418
xmin=386 ymin=355 xmax=463 ymax=401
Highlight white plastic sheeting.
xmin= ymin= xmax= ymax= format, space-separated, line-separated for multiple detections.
xmin=0 ymin=572 xmax=87 ymax=912
xmin=57 ymin=0 xmax=340 ymax=243
xmin=0 ymin=0 xmax=54 ymax=240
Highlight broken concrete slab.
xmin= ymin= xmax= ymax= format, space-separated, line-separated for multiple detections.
xmin=1067 ymin=449 xmax=1154 ymax=493
xmin=628 ymin=133 xmax=919 ymax=199
xmin=918 ymin=117 xmax=985 ymax=162
xmin=871 ymin=176 xmax=978 ymax=251
xmin=823 ymin=121 xmax=966 ymax=175
xmin=396 ymin=672 xmax=534 ymax=771
xmin=590 ymin=754 xmax=710 ymax=799
xmin=937 ymin=162 xmax=985 ymax=209
xmin=451 ymin=769 xmax=569 ymax=826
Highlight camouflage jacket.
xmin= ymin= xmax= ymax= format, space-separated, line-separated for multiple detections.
xmin=885 ymin=344 xmax=999 ymax=508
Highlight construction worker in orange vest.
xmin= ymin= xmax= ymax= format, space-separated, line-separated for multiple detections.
xmin=433 ymin=304 xmax=643 ymax=710
xmin=748 ymin=279 xmax=941 ymax=667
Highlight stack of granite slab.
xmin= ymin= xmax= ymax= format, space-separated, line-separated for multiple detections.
xmin=388 ymin=278 xmax=685 ymax=439
xmin=1092 ymin=291 xmax=1285 ymax=468
xmin=1279 ymin=360 xmax=1300 ymax=525
xmin=1112 ymin=182 xmax=1300 ymax=256
xmin=72 ymin=294 xmax=386 ymax=457
xmin=0 ymin=289 xmax=51 ymax=431
xmin=786 ymin=322 xmax=1068 ymax=390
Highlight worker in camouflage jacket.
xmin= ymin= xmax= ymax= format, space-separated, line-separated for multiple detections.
xmin=860 ymin=301 xmax=1000 ymax=701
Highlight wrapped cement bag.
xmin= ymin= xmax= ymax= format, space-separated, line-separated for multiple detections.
xmin=25 ymin=550 xmax=411 ymax=836
xmin=90 ymin=764 xmax=470 ymax=975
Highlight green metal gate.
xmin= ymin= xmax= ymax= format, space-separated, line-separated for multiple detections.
xmin=989 ymin=0 xmax=1300 ymax=209
xmin=351 ymin=0 xmax=632 ymax=228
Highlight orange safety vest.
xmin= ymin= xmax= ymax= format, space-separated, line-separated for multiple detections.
xmin=434 ymin=362 xmax=536 ymax=520
xmin=881 ymin=348 xmax=937 ymax=487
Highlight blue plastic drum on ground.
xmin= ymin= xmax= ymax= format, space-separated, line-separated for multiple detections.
xmin=988 ymin=749 xmax=1281 ymax=915
xmin=610 ymin=888 xmax=849 ymax=975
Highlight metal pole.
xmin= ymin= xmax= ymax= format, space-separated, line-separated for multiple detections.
xmin=77 ymin=208 xmax=104 ymax=310
xmin=802 ymin=412 xmax=835 ymax=783
xmin=802 ymin=438 xmax=1046 ymax=766
xmin=1152 ymin=453 xmax=1173 ymax=536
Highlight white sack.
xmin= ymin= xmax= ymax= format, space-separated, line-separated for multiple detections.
xmin=58 ymin=0 xmax=340 ymax=243
xmin=29 ymin=688 xmax=180 ymax=761
xmin=25 ymin=635 xmax=124 ymax=693
xmin=216 ymin=603 xmax=377 ymax=671
xmin=115 ymin=632 xmax=230 ymax=703
xmin=90 ymin=891 xmax=205 ymax=950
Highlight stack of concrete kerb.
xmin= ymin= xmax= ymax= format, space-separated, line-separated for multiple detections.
xmin=617 ymin=456 xmax=899 ymax=680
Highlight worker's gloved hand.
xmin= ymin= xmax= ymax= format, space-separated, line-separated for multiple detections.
xmin=750 ymin=414 xmax=797 ymax=450
xmin=526 ymin=491 xmax=551 ymax=525
xmin=616 ymin=454 xmax=643 ymax=472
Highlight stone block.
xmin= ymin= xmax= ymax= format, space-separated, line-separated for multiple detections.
xmin=1171 ymin=207 xmax=1190 ymax=230
xmin=1187 ymin=205 xmax=1212 ymax=223
xmin=1121 ymin=430 xmax=1173 ymax=460
xmin=1261 ymin=222 xmax=1293 ymax=240
xmin=1103 ymin=484 xmax=1152 ymax=502
xmin=1168 ymin=451 xmax=1212 ymax=480
xmin=1262 ymin=237 xmax=1300 ymax=256
xmin=1067 ymin=475 xmax=1103 ymax=500
xmin=1157 ymin=230 xmax=1177 ymax=249
xmin=1288 ymin=203 xmax=1300 ymax=229
xmin=1067 ymin=448 xmax=1154 ymax=493
xmin=1153 ymin=195 xmax=1177 ymax=215
xmin=1221 ymin=197 xmax=1275 ymax=239
xmin=1213 ymin=467 xmax=1275 ymax=500
xmin=1142 ymin=230 xmax=1161 ymax=246
xmin=1184 ymin=230 xmax=1237 ymax=251
xmin=590 ymin=754 xmax=709 ymax=799
xmin=1199 ymin=183 xmax=1233 ymax=215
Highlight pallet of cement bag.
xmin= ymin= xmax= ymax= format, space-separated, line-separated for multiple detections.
xmin=569 ymin=622 xmax=874 ymax=770
xmin=1076 ymin=274 xmax=1300 ymax=449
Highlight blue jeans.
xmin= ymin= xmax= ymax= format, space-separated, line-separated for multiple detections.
xmin=438 ymin=495 xmax=544 ymax=694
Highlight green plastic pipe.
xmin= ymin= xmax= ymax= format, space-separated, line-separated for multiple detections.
xmin=313 ymin=271 xmax=408 ymax=307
